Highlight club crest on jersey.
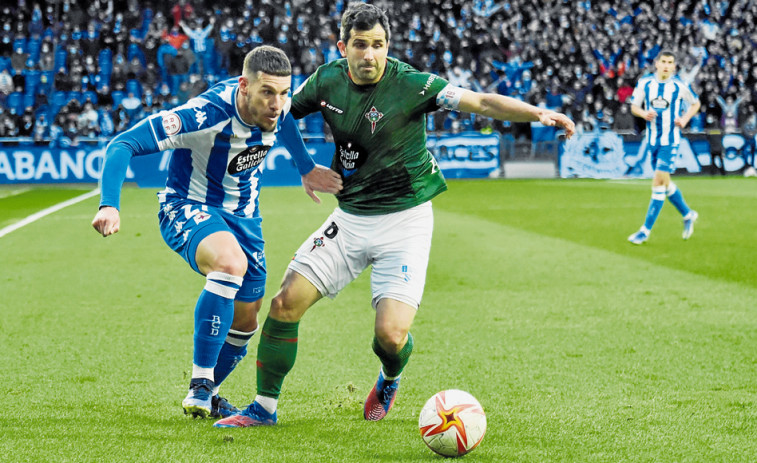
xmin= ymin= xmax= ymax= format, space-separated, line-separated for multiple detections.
xmin=193 ymin=211 xmax=211 ymax=224
xmin=651 ymin=97 xmax=670 ymax=110
xmin=162 ymin=113 xmax=182 ymax=136
xmin=228 ymin=145 xmax=271 ymax=175
xmin=310 ymin=236 xmax=324 ymax=251
xmin=365 ymin=106 xmax=383 ymax=134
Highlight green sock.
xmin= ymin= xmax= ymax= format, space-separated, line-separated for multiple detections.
xmin=256 ymin=317 xmax=299 ymax=399
xmin=372 ymin=332 xmax=414 ymax=378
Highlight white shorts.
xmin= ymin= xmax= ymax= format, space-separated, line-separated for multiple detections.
xmin=288 ymin=202 xmax=434 ymax=309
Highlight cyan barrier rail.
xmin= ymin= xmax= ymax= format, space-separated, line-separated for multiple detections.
xmin=0 ymin=132 xmax=501 ymax=186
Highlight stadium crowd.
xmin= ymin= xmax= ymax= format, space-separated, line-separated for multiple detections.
xmin=0 ymin=0 xmax=756 ymax=146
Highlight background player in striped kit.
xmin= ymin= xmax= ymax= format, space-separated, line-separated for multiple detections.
xmin=628 ymin=50 xmax=701 ymax=245
xmin=91 ymin=46 xmax=342 ymax=419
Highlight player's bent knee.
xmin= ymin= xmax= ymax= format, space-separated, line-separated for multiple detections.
xmin=269 ymin=292 xmax=300 ymax=322
xmin=375 ymin=329 xmax=408 ymax=354
xmin=205 ymin=251 xmax=248 ymax=277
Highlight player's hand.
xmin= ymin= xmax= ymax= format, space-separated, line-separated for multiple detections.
xmin=644 ymin=110 xmax=657 ymax=121
xmin=302 ymin=165 xmax=343 ymax=204
xmin=92 ymin=206 xmax=121 ymax=237
xmin=539 ymin=111 xmax=576 ymax=139
xmin=674 ymin=117 xmax=687 ymax=128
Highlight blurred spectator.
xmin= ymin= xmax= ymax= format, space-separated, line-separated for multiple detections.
xmin=53 ymin=66 xmax=72 ymax=92
xmin=171 ymin=0 xmax=195 ymax=28
xmin=18 ymin=108 xmax=35 ymax=137
xmin=156 ymin=37 xmax=178 ymax=83
xmin=0 ymin=67 xmax=12 ymax=95
xmin=168 ymin=41 xmax=195 ymax=91
xmin=188 ymin=73 xmax=207 ymax=99
xmin=612 ymin=104 xmax=636 ymax=134
xmin=38 ymin=41 xmax=55 ymax=71
xmin=121 ymin=92 xmax=142 ymax=120
xmin=113 ymin=103 xmax=131 ymax=132
xmin=162 ymin=25 xmax=189 ymax=50
xmin=77 ymin=101 xmax=100 ymax=137
xmin=33 ymin=112 xmax=49 ymax=144
xmin=716 ymin=93 xmax=746 ymax=133
xmin=1 ymin=111 xmax=19 ymax=137
xmin=180 ymin=16 xmax=215 ymax=75
xmin=10 ymin=45 xmax=29 ymax=74
xmin=98 ymin=105 xmax=115 ymax=137
xmin=176 ymin=80 xmax=191 ymax=104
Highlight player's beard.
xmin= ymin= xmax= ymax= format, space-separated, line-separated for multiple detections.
xmin=355 ymin=61 xmax=380 ymax=83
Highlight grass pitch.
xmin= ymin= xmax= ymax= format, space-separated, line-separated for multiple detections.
xmin=1 ymin=177 xmax=755 ymax=462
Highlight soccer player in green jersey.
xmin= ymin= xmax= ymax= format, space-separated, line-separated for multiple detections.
xmin=215 ymin=2 xmax=575 ymax=428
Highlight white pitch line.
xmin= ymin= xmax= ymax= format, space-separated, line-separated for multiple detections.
xmin=0 ymin=188 xmax=100 ymax=239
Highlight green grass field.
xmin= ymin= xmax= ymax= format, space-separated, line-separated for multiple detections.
xmin=1 ymin=177 xmax=756 ymax=462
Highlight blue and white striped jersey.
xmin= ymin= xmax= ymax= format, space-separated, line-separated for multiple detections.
xmin=100 ymin=77 xmax=314 ymax=217
xmin=630 ymin=74 xmax=699 ymax=147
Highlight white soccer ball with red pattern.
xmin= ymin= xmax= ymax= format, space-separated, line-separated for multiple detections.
xmin=418 ymin=389 xmax=487 ymax=457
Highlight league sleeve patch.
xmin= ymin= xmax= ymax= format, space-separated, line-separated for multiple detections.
xmin=161 ymin=113 xmax=182 ymax=136
xmin=436 ymin=84 xmax=464 ymax=111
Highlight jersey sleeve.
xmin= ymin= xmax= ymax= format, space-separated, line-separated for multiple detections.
xmin=145 ymin=97 xmax=228 ymax=151
xmin=276 ymin=111 xmax=316 ymax=175
xmin=630 ymin=81 xmax=646 ymax=107
xmin=418 ymin=72 xmax=450 ymax=113
xmin=681 ymin=83 xmax=699 ymax=105
xmin=99 ymin=118 xmax=160 ymax=209
xmin=290 ymin=71 xmax=320 ymax=120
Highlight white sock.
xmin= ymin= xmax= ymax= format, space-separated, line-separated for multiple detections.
xmin=192 ymin=364 xmax=214 ymax=382
xmin=255 ymin=395 xmax=278 ymax=414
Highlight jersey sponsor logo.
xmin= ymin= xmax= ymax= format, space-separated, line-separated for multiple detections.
xmin=228 ymin=145 xmax=271 ymax=175
xmin=651 ymin=97 xmax=669 ymax=110
xmin=162 ymin=113 xmax=182 ymax=136
xmin=338 ymin=142 xmax=363 ymax=177
xmin=419 ymin=74 xmax=437 ymax=95
xmin=320 ymin=100 xmax=344 ymax=114
xmin=364 ymin=106 xmax=384 ymax=134
xmin=194 ymin=107 xmax=207 ymax=129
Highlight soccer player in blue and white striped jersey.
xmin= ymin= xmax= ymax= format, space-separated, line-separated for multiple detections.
xmin=627 ymin=50 xmax=701 ymax=245
xmin=91 ymin=46 xmax=342 ymax=418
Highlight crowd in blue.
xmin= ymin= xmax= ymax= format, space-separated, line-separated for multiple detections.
xmin=0 ymin=0 xmax=755 ymax=146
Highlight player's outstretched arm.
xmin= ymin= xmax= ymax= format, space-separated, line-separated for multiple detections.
xmin=457 ymin=90 xmax=575 ymax=138
xmin=92 ymin=206 xmax=121 ymax=237
xmin=93 ymin=119 xmax=160 ymax=236
xmin=301 ymin=165 xmax=343 ymax=204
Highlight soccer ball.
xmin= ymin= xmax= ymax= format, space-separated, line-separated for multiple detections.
xmin=418 ymin=389 xmax=487 ymax=457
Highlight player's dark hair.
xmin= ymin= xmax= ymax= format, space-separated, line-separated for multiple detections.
xmin=243 ymin=45 xmax=291 ymax=79
xmin=657 ymin=49 xmax=677 ymax=61
xmin=340 ymin=2 xmax=391 ymax=43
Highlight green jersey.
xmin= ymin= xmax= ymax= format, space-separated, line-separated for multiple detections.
xmin=291 ymin=58 xmax=449 ymax=215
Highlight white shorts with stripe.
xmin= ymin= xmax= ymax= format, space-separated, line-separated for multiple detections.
xmin=288 ymin=202 xmax=434 ymax=309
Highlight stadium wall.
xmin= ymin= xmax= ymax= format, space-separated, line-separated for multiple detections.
xmin=0 ymin=131 xmax=753 ymax=185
